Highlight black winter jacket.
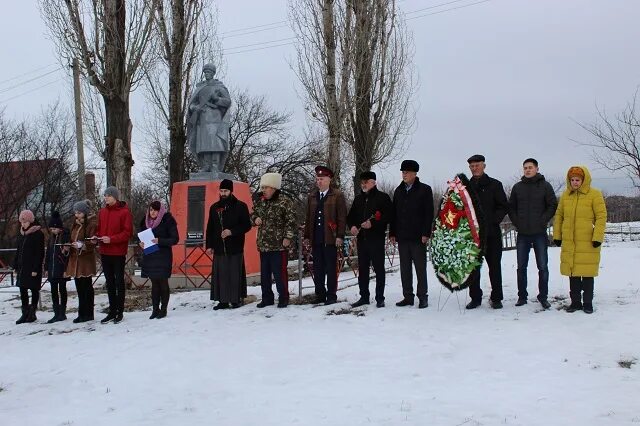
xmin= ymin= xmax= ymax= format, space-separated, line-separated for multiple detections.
xmin=347 ymin=186 xmax=393 ymax=241
xmin=508 ymin=173 xmax=558 ymax=235
xmin=468 ymin=173 xmax=509 ymax=237
xmin=206 ymin=195 xmax=251 ymax=256
xmin=44 ymin=228 xmax=70 ymax=280
xmin=13 ymin=224 xmax=45 ymax=291
xmin=139 ymin=213 xmax=179 ymax=279
xmin=389 ymin=177 xmax=434 ymax=242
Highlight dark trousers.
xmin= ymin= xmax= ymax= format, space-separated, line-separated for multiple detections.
xmin=101 ymin=255 xmax=126 ymax=314
xmin=74 ymin=277 xmax=94 ymax=319
xmin=569 ymin=276 xmax=594 ymax=307
xmin=50 ymin=279 xmax=68 ymax=309
xmin=20 ymin=287 xmax=39 ymax=309
xmin=312 ymin=244 xmax=338 ymax=302
xmin=150 ymin=278 xmax=170 ymax=311
xmin=357 ymin=238 xmax=386 ymax=302
xmin=469 ymin=233 xmax=503 ymax=302
xmin=260 ymin=251 xmax=289 ymax=303
xmin=398 ymin=241 xmax=428 ymax=300
xmin=516 ymin=233 xmax=549 ymax=300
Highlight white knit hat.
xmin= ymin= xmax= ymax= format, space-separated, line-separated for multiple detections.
xmin=259 ymin=172 xmax=282 ymax=190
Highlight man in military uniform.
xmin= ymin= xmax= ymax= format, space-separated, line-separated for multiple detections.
xmin=303 ymin=166 xmax=347 ymax=305
xmin=251 ymin=172 xmax=297 ymax=308
xmin=347 ymin=171 xmax=393 ymax=308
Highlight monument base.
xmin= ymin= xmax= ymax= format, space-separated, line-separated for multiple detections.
xmin=170 ymin=180 xmax=260 ymax=278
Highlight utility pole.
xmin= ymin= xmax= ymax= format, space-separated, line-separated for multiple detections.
xmin=72 ymin=58 xmax=86 ymax=198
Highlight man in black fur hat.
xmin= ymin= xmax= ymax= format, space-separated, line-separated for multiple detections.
xmin=389 ymin=160 xmax=434 ymax=309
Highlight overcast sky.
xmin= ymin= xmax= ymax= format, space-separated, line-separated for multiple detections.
xmin=1 ymin=0 xmax=639 ymax=195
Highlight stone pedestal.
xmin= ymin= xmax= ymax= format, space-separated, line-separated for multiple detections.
xmin=170 ymin=180 xmax=260 ymax=278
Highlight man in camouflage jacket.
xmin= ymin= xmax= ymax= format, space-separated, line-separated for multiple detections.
xmin=251 ymin=172 xmax=297 ymax=308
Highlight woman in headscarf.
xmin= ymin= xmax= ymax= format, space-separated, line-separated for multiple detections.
xmin=14 ymin=210 xmax=45 ymax=324
xmin=553 ymin=166 xmax=607 ymax=314
xmin=139 ymin=201 xmax=179 ymax=319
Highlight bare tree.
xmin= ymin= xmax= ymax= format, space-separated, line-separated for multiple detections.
xmin=290 ymin=0 xmax=416 ymax=194
xmin=145 ymin=0 xmax=222 ymax=192
xmin=0 ymin=103 xmax=78 ymax=248
xmin=575 ymin=89 xmax=640 ymax=189
xmin=39 ymin=0 xmax=156 ymax=202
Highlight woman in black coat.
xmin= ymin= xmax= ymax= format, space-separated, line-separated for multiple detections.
xmin=138 ymin=201 xmax=179 ymax=319
xmin=14 ymin=210 xmax=45 ymax=324
xmin=44 ymin=211 xmax=71 ymax=323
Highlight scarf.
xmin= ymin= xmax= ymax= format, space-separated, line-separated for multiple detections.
xmin=145 ymin=201 xmax=167 ymax=229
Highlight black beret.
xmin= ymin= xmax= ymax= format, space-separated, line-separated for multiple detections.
xmin=359 ymin=171 xmax=376 ymax=181
xmin=220 ymin=179 xmax=234 ymax=192
xmin=467 ymin=154 xmax=485 ymax=163
xmin=400 ymin=160 xmax=419 ymax=172
xmin=315 ymin=165 xmax=334 ymax=178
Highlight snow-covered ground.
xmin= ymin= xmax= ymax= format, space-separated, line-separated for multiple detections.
xmin=1 ymin=243 xmax=639 ymax=426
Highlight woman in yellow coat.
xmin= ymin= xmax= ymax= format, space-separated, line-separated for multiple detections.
xmin=553 ymin=166 xmax=607 ymax=314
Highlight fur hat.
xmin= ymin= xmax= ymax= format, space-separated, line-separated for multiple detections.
xmin=104 ymin=186 xmax=120 ymax=200
xmin=260 ymin=172 xmax=282 ymax=190
xmin=400 ymin=160 xmax=419 ymax=172
xmin=47 ymin=211 xmax=64 ymax=229
xmin=568 ymin=166 xmax=585 ymax=179
xmin=73 ymin=200 xmax=92 ymax=216
xmin=19 ymin=210 xmax=35 ymax=224
xmin=220 ymin=179 xmax=234 ymax=192
xmin=359 ymin=171 xmax=376 ymax=181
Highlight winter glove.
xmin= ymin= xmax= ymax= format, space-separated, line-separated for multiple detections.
xmin=592 ymin=241 xmax=601 ymax=248
xmin=553 ymin=240 xmax=561 ymax=247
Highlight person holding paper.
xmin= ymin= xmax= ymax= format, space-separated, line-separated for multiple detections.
xmin=65 ymin=200 xmax=97 ymax=323
xmin=138 ymin=201 xmax=179 ymax=319
xmin=95 ymin=186 xmax=133 ymax=324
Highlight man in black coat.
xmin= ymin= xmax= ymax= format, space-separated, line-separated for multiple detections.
xmin=466 ymin=154 xmax=509 ymax=310
xmin=389 ymin=160 xmax=434 ymax=309
xmin=347 ymin=171 xmax=393 ymax=308
xmin=509 ymin=158 xmax=558 ymax=309
xmin=206 ymin=179 xmax=252 ymax=309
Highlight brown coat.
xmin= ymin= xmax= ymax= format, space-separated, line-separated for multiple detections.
xmin=66 ymin=216 xmax=98 ymax=278
xmin=304 ymin=187 xmax=347 ymax=246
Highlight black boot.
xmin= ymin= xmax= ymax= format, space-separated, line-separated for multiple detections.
xmin=114 ymin=310 xmax=124 ymax=324
xmin=583 ymin=278 xmax=594 ymax=314
xmin=47 ymin=304 xmax=59 ymax=324
xmin=16 ymin=305 xmax=29 ymax=325
xmin=465 ymin=299 xmax=482 ymax=310
xmin=101 ymin=311 xmax=117 ymax=324
xmin=395 ymin=298 xmax=414 ymax=307
xmin=567 ymin=278 xmax=583 ymax=312
xmin=25 ymin=306 xmax=37 ymax=323
xmin=256 ymin=300 xmax=274 ymax=308
xmin=57 ymin=303 xmax=67 ymax=321
xmin=149 ymin=308 xmax=160 ymax=319
xmin=418 ymin=296 xmax=429 ymax=309
xmin=351 ymin=297 xmax=369 ymax=308
xmin=213 ymin=302 xmax=230 ymax=310
xmin=156 ymin=308 xmax=167 ymax=318
xmin=515 ymin=297 xmax=527 ymax=306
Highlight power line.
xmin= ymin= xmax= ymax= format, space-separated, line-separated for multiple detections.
xmin=0 ymin=63 xmax=58 ymax=86
xmin=406 ymin=0 xmax=475 ymax=15
xmin=223 ymin=37 xmax=297 ymax=52
xmin=222 ymin=24 xmax=290 ymax=40
xmin=221 ymin=20 xmax=288 ymax=36
xmin=0 ymin=68 xmax=63 ymax=95
xmin=224 ymin=42 xmax=295 ymax=56
xmin=407 ymin=0 xmax=493 ymax=20
xmin=0 ymin=79 xmax=63 ymax=104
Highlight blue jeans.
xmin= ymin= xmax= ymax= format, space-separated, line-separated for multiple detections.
xmin=516 ymin=233 xmax=549 ymax=300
